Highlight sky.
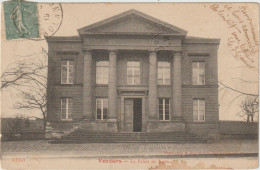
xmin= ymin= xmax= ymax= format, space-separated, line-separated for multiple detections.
xmin=1 ymin=3 xmax=259 ymax=121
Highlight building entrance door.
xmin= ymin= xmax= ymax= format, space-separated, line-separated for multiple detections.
xmin=123 ymin=98 xmax=142 ymax=132
xmin=124 ymin=99 xmax=133 ymax=132
xmin=133 ymin=98 xmax=142 ymax=132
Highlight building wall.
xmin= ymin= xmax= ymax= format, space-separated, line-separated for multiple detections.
xmin=48 ymin=86 xmax=83 ymax=121
xmin=117 ymin=51 xmax=149 ymax=86
xmin=47 ymin=38 xmax=219 ymax=137
xmin=47 ymin=40 xmax=84 ymax=125
xmin=181 ymin=42 xmax=219 ymax=138
xmin=219 ymin=121 xmax=258 ymax=139
xmin=182 ymin=87 xmax=219 ymax=123
xmin=182 ymin=43 xmax=218 ymax=86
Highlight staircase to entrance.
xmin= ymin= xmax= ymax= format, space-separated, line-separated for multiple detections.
xmin=49 ymin=130 xmax=207 ymax=144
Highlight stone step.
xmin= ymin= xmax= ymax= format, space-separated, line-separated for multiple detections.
xmin=70 ymin=133 xmax=187 ymax=136
xmin=67 ymin=132 xmax=198 ymax=136
xmin=70 ymin=132 xmax=192 ymax=136
xmin=63 ymin=135 xmax=202 ymax=139
xmin=66 ymin=136 xmax=196 ymax=139
xmin=70 ymin=132 xmax=188 ymax=134
xmin=72 ymin=131 xmax=185 ymax=133
xmin=49 ymin=139 xmax=206 ymax=144
xmin=62 ymin=138 xmax=203 ymax=141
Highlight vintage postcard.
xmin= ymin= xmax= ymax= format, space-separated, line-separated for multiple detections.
xmin=1 ymin=2 xmax=259 ymax=169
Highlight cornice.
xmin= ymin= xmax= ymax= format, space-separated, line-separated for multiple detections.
xmin=45 ymin=36 xmax=82 ymax=42
xmin=184 ymin=36 xmax=220 ymax=44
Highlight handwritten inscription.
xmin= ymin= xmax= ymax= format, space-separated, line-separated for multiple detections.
xmin=210 ymin=4 xmax=258 ymax=70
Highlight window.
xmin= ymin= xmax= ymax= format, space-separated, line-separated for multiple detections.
xmin=61 ymin=60 xmax=74 ymax=84
xmin=61 ymin=98 xmax=73 ymax=120
xmin=96 ymin=61 xmax=109 ymax=84
xmin=96 ymin=98 xmax=108 ymax=120
xmin=127 ymin=61 xmax=140 ymax=85
xmin=158 ymin=61 xmax=170 ymax=85
xmin=192 ymin=61 xmax=205 ymax=85
xmin=159 ymin=98 xmax=170 ymax=120
xmin=193 ymin=99 xmax=205 ymax=121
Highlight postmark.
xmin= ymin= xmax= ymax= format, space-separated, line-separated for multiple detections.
xmin=3 ymin=0 xmax=63 ymax=40
xmin=37 ymin=3 xmax=63 ymax=40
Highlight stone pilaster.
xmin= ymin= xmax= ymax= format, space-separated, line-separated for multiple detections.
xmin=172 ymin=52 xmax=182 ymax=119
xmin=108 ymin=50 xmax=117 ymax=119
xmin=148 ymin=50 xmax=158 ymax=120
xmin=83 ymin=50 xmax=92 ymax=120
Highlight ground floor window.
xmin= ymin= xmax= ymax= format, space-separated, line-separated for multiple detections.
xmin=193 ymin=99 xmax=205 ymax=121
xmin=61 ymin=98 xmax=73 ymax=120
xmin=159 ymin=98 xmax=170 ymax=120
xmin=96 ymin=98 xmax=108 ymax=120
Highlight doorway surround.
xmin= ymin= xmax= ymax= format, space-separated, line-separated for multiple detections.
xmin=118 ymin=86 xmax=148 ymax=132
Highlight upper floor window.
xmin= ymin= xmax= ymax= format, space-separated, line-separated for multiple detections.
xmin=61 ymin=98 xmax=73 ymax=120
xmin=158 ymin=61 xmax=170 ymax=85
xmin=193 ymin=99 xmax=205 ymax=121
xmin=61 ymin=60 xmax=74 ymax=84
xmin=192 ymin=61 xmax=205 ymax=85
xmin=96 ymin=61 xmax=109 ymax=84
xmin=127 ymin=61 xmax=140 ymax=85
xmin=159 ymin=98 xmax=170 ymax=120
xmin=96 ymin=98 xmax=108 ymax=120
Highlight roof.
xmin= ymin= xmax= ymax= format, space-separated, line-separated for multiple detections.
xmin=45 ymin=10 xmax=220 ymax=44
xmin=77 ymin=9 xmax=188 ymax=36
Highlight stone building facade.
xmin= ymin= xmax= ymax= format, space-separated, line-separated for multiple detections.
xmin=46 ymin=9 xmax=220 ymax=138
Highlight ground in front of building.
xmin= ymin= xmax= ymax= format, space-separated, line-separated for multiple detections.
xmin=1 ymin=139 xmax=258 ymax=157
xmin=1 ymin=139 xmax=258 ymax=169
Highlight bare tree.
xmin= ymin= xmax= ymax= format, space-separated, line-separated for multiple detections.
xmin=220 ymin=79 xmax=258 ymax=122
xmin=238 ymin=96 xmax=259 ymax=122
xmin=1 ymin=59 xmax=46 ymax=90
xmin=15 ymin=78 xmax=47 ymax=131
xmin=1 ymin=49 xmax=48 ymax=131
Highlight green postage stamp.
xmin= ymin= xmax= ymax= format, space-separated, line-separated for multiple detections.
xmin=3 ymin=0 xmax=39 ymax=40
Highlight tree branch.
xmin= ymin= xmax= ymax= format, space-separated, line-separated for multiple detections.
xmin=218 ymin=81 xmax=258 ymax=96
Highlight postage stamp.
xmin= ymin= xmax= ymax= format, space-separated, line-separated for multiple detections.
xmin=3 ymin=0 xmax=63 ymax=40
xmin=3 ymin=0 xmax=39 ymax=40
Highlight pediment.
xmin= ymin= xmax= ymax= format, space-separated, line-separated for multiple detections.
xmin=78 ymin=9 xmax=187 ymax=35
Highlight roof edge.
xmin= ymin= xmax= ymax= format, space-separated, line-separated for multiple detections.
xmin=45 ymin=36 xmax=82 ymax=42
xmin=184 ymin=36 xmax=220 ymax=44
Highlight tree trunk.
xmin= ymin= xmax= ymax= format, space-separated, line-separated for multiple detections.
xmin=247 ymin=115 xmax=249 ymax=122
xmin=43 ymin=119 xmax=46 ymax=132
xmin=42 ymin=110 xmax=47 ymax=133
xmin=251 ymin=115 xmax=254 ymax=122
